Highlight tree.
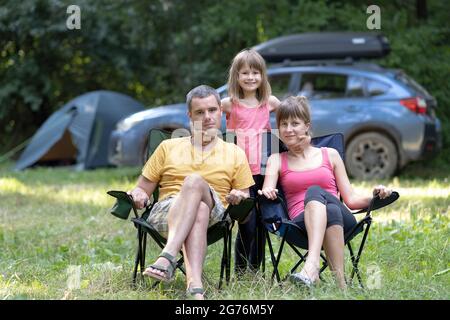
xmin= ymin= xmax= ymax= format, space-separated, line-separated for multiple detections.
xmin=416 ymin=0 xmax=428 ymax=20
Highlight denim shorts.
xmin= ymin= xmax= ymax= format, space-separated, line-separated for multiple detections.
xmin=146 ymin=185 xmax=228 ymax=237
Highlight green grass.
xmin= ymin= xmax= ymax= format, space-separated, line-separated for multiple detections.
xmin=0 ymin=161 xmax=449 ymax=300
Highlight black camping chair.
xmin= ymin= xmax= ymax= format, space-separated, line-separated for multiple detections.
xmin=107 ymin=128 xmax=255 ymax=289
xmin=258 ymin=132 xmax=399 ymax=288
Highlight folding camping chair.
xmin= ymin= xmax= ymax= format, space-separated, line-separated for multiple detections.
xmin=257 ymin=132 xmax=399 ymax=288
xmin=107 ymin=128 xmax=255 ymax=289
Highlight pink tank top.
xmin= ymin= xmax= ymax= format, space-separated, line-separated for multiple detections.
xmin=226 ymin=100 xmax=271 ymax=175
xmin=279 ymin=148 xmax=338 ymax=220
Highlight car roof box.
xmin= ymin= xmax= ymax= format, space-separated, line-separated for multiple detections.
xmin=253 ymin=32 xmax=390 ymax=63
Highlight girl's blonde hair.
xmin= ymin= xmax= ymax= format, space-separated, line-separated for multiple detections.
xmin=227 ymin=48 xmax=271 ymax=103
xmin=276 ymin=96 xmax=312 ymax=136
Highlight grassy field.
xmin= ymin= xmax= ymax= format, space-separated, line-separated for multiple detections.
xmin=0 ymin=161 xmax=449 ymax=300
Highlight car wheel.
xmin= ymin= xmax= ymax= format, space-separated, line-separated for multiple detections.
xmin=345 ymin=132 xmax=398 ymax=180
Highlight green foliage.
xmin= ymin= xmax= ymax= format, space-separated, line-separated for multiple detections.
xmin=1 ymin=0 xmax=449 ymax=164
xmin=375 ymin=1 xmax=450 ymax=164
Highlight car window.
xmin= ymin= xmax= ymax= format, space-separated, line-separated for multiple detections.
xmin=269 ymin=73 xmax=292 ymax=100
xmin=366 ymin=79 xmax=390 ymax=96
xmin=395 ymin=72 xmax=430 ymax=96
xmin=346 ymin=76 xmax=365 ymax=97
xmin=216 ymin=85 xmax=228 ymax=99
xmin=299 ymin=73 xmax=347 ymax=99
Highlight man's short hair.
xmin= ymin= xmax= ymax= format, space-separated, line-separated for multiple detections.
xmin=186 ymin=85 xmax=221 ymax=111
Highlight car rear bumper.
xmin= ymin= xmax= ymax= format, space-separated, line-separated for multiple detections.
xmin=419 ymin=119 xmax=442 ymax=159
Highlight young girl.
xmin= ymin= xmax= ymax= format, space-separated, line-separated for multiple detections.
xmin=221 ymin=48 xmax=280 ymax=274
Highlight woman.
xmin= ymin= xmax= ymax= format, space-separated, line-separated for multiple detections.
xmin=258 ymin=96 xmax=392 ymax=288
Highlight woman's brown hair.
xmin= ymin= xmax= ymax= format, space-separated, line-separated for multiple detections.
xmin=276 ymin=96 xmax=312 ymax=135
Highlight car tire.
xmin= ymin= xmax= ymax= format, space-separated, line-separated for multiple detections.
xmin=345 ymin=132 xmax=398 ymax=180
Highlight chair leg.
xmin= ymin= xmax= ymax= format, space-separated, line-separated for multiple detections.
xmin=288 ymin=243 xmax=307 ymax=274
xmin=319 ymin=254 xmax=328 ymax=282
xmin=177 ymin=254 xmax=186 ymax=275
xmin=319 ymin=253 xmax=328 ymax=273
xmin=219 ymin=231 xmax=227 ymax=290
xmin=254 ymin=206 xmax=266 ymax=276
xmin=270 ymin=233 xmax=286 ymax=283
xmin=348 ymin=221 xmax=371 ymax=289
xmin=287 ymin=245 xmax=330 ymax=282
xmin=258 ymin=221 xmax=266 ymax=274
xmin=261 ymin=238 xmax=266 ymax=275
xmin=141 ymin=232 xmax=147 ymax=271
xmin=265 ymin=230 xmax=279 ymax=283
xmin=132 ymin=227 xmax=143 ymax=286
xmin=347 ymin=242 xmax=357 ymax=286
xmin=227 ymin=227 xmax=232 ymax=284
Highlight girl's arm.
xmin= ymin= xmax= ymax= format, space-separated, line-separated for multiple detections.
xmin=329 ymin=148 xmax=391 ymax=210
xmin=268 ymin=95 xmax=281 ymax=112
xmin=258 ymin=153 xmax=281 ymax=200
xmin=221 ymin=97 xmax=232 ymax=114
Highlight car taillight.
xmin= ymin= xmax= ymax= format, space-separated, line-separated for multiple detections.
xmin=400 ymin=97 xmax=427 ymax=114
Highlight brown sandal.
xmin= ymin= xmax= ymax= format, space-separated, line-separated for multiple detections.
xmin=186 ymin=285 xmax=205 ymax=300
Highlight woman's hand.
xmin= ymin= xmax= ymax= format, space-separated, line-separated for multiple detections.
xmin=372 ymin=185 xmax=393 ymax=199
xmin=258 ymin=187 xmax=278 ymax=200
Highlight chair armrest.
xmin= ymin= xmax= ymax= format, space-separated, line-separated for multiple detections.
xmin=257 ymin=194 xmax=290 ymax=222
xmin=225 ymin=197 xmax=256 ymax=223
xmin=107 ymin=190 xmax=136 ymax=220
xmin=354 ymin=191 xmax=400 ymax=215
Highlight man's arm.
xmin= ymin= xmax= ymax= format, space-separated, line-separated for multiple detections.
xmin=128 ymin=175 xmax=158 ymax=209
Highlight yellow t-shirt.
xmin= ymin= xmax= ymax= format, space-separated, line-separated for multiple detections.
xmin=142 ymin=136 xmax=255 ymax=207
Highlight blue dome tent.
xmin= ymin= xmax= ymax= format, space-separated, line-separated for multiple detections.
xmin=15 ymin=90 xmax=144 ymax=170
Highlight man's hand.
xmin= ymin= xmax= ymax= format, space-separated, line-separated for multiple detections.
xmin=257 ymin=187 xmax=278 ymax=200
xmin=225 ymin=189 xmax=248 ymax=206
xmin=127 ymin=187 xmax=149 ymax=209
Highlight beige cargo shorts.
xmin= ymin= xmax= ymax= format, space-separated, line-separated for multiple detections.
xmin=146 ymin=185 xmax=229 ymax=237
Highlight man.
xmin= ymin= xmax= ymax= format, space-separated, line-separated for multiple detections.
xmin=128 ymin=85 xmax=254 ymax=300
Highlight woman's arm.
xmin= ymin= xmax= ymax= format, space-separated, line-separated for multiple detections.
xmin=268 ymin=95 xmax=281 ymax=112
xmin=329 ymin=148 xmax=392 ymax=210
xmin=258 ymin=153 xmax=281 ymax=200
xmin=330 ymin=148 xmax=371 ymax=210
